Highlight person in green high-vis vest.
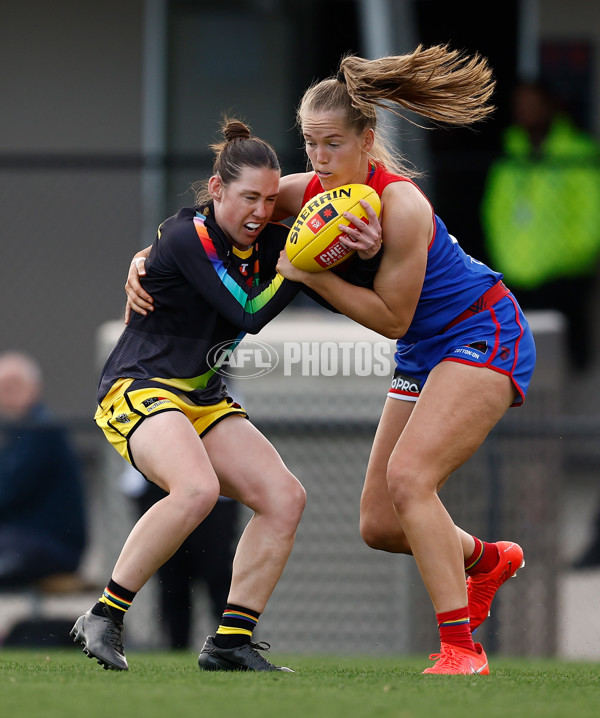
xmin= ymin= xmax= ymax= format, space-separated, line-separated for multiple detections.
xmin=481 ymin=81 xmax=600 ymax=371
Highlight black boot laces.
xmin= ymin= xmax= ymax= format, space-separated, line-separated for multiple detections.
xmin=103 ymin=615 xmax=125 ymax=654
xmin=245 ymin=641 xmax=275 ymax=668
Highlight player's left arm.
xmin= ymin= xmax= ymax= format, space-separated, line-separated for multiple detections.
xmin=276 ymin=182 xmax=430 ymax=339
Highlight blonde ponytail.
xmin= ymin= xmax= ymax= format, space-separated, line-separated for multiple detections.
xmin=339 ymin=44 xmax=495 ymax=126
xmin=298 ymin=44 xmax=495 ymax=176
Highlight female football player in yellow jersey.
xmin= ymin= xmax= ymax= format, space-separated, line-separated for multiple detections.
xmin=72 ymin=120 xmax=309 ymax=673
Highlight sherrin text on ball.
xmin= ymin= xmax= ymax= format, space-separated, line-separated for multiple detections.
xmin=285 ymin=184 xmax=381 ymax=272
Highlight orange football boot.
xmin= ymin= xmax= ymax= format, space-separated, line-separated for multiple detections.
xmin=467 ymin=540 xmax=525 ymax=632
xmin=423 ymin=642 xmax=489 ymax=675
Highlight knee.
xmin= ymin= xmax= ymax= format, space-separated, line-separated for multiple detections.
xmin=359 ymin=514 xmax=411 ymax=553
xmin=263 ymin=474 xmax=306 ymax=533
xmin=386 ymin=464 xmax=431 ymax=518
xmin=175 ymin=482 xmax=220 ymax=525
xmin=359 ymin=517 xmax=389 ymax=551
xmin=280 ymin=477 xmax=307 ymax=528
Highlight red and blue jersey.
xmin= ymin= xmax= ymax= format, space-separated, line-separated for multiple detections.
xmin=303 ymin=168 xmax=535 ymax=403
xmin=303 ymin=166 xmax=503 ymax=343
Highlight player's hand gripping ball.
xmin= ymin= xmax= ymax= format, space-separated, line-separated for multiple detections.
xmin=285 ymin=184 xmax=381 ymax=272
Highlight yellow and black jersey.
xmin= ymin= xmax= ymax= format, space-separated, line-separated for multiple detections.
xmin=97 ymin=205 xmax=300 ymax=407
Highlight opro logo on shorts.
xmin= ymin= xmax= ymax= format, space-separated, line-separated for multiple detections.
xmin=390 ymin=372 xmax=421 ymax=395
xmin=207 ymin=339 xmax=279 ymax=379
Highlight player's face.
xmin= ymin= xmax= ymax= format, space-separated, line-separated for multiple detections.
xmin=210 ymin=166 xmax=280 ymax=249
xmin=302 ymin=110 xmax=373 ymax=190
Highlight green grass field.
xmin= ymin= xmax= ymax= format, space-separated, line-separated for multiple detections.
xmin=1 ymin=649 xmax=599 ymax=718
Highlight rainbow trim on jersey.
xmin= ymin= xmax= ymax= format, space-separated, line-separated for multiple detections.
xmin=193 ymin=213 xmax=284 ymax=313
xmin=149 ymin=214 xmax=286 ymax=394
xmin=151 ymin=334 xmax=244 ymax=393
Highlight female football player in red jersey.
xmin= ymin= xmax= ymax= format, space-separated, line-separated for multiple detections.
xmin=126 ymin=45 xmax=535 ymax=675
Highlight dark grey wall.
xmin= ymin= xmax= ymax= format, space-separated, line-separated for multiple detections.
xmin=1 ymin=1 xmax=145 ymax=418
xmin=0 ymin=1 xmax=143 ymax=153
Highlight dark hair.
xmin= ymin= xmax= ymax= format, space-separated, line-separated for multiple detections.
xmin=192 ymin=118 xmax=280 ymax=204
xmin=298 ymin=44 xmax=496 ymax=176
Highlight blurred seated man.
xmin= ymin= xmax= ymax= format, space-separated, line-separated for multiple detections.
xmin=0 ymin=350 xmax=87 ymax=587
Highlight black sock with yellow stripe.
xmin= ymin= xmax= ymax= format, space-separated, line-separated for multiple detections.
xmin=91 ymin=579 xmax=136 ymax=624
xmin=212 ymin=604 xmax=260 ymax=649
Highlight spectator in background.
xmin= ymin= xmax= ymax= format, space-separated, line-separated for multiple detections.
xmin=481 ymin=80 xmax=600 ymax=372
xmin=121 ymin=462 xmax=240 ymax=649
xmin=0 ymin=351 xmax=87 ymax=586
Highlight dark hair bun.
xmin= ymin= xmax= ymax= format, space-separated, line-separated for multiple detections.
xmin=223 ymin=119 xmax=251 ymax=142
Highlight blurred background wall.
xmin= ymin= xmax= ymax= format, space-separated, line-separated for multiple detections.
xmin=2 ymin=0 xmax=600 ymax=658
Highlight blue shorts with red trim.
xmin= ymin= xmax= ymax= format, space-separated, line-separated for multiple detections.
xmin=388 ymin=292 xmax=536 ymax=406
